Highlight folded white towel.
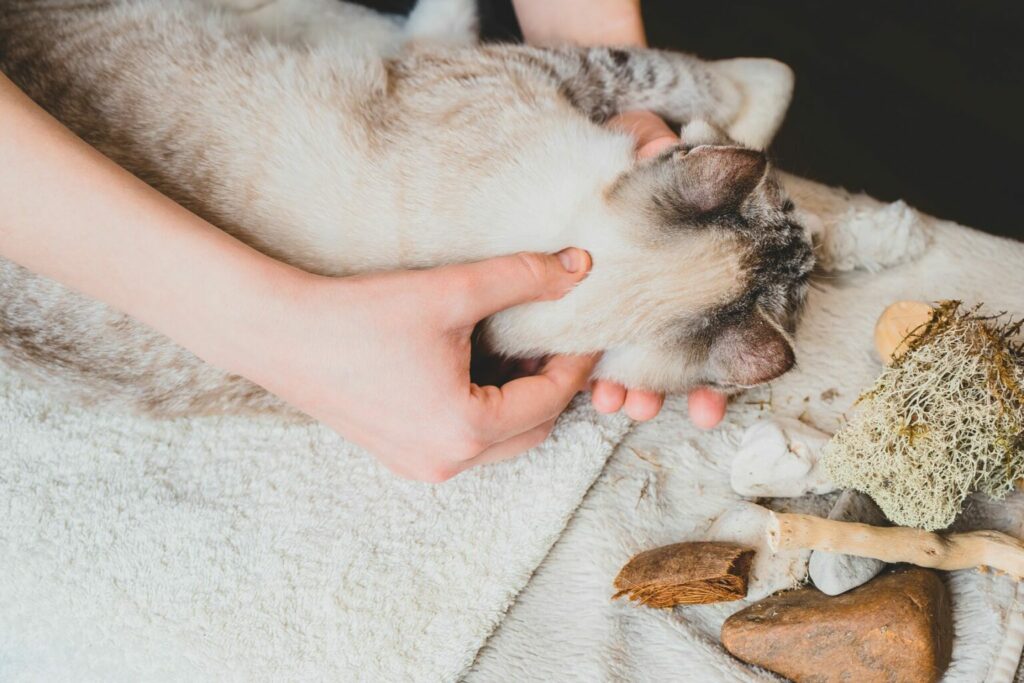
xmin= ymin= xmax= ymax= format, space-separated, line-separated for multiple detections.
xmin=472 ymin=177 xmax=1024 ymax=683
xmin=0 ymin=371 xmax=628 ymax=681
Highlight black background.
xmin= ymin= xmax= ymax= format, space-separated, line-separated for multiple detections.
xmin=361 ymin=0 xmax=1024 ymax=240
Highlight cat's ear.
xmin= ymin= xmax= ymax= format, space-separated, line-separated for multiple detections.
xmin=675 ymin=145 xmax=767 ymax=215
xmin=708 ymin=311 xmax=795 ymax=386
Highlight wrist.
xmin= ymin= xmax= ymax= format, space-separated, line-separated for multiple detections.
xmin=138 ymin=232 xmax=314 ymax=383
xmin=195 ymin=252 xmax=321 ymax=382
xmin=514 ymin=0 xmax=646 ymax=47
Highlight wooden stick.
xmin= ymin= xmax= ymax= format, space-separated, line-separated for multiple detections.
xmin=768 ymin=512 xmax=1024 ymax=578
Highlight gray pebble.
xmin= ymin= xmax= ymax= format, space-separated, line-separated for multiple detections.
xmin=809 ymin=490 xmax=888 ymax=595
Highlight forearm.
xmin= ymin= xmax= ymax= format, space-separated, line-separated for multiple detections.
xmin=0 ymin=72 xmax=302 ymax=372
xmin=512 ymin=0 xmax=646 ymax=47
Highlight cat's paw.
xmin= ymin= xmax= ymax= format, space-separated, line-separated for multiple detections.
xmin=711 ymin=58 xmax=795 ymax=150
xmin=782 ymin=174 xmax=931 ymax=272
xmin=405 ymin=0 xmax=478 ymax=45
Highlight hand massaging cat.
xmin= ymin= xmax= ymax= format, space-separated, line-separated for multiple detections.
xmin=0 ymin=0 xmax=814 ymax=414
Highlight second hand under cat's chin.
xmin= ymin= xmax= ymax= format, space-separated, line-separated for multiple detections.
xmin=687 ymin=386 xmax=728 ymax=429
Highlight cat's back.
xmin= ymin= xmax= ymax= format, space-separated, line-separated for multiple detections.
xmin=0 ymin=0 xmax=398 ymax=262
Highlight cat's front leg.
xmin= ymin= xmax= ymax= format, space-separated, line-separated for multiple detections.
xmin=508 ymin=46 xmax=794 ymax=149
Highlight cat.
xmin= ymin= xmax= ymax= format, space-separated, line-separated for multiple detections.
xmin=0 ymin=0 xmax=814 ymax=415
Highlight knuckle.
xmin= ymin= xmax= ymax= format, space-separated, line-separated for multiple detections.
xmin=512 ymin=252 xmax=550 ymax=290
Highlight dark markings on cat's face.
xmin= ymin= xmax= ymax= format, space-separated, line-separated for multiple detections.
xmin=611 ymin=142 xmax=814 ymax=389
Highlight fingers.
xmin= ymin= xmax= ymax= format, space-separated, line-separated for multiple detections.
xmin=592 ymin=380 xmax=663 ymax=421
xmin=606 ymin=110 xmax=679 ymax=159
xmin=623 ymin=389 xmax=664 ymax=421
xmin=595 ymin=383 xmax=728 ymax=427
xmin=467 ymin=353 xmax=597 ymax=445
xmin=456 ymin=418 xmax=558 ymax=473
xmin=688 ymin=386 xmax=728 ymax=429
xmin=591 ymin=379 xmax=627 ymax=414
xmin=443 ymin=248 xmax=591 ymax=325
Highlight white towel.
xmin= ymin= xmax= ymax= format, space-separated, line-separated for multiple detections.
xmin=0 ymin=370 xmax=628 ymax=681
xmin=4 ymin=176 xmax=1021 ymax=682
xmin=471 ymin=178 xmax=1024 ymax=682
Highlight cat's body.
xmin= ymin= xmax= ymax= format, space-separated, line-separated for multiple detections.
xmin=0 ymin=0 xmax=813 ymax=414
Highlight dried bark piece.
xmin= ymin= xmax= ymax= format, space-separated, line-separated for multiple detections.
xmin=613 ymin=541 xmax=754 ymax=608
xmin=721 ymin=567 xmax=953 ymax=683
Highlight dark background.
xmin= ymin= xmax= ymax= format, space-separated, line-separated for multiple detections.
xmin=361 ymin=1 xmax=1024 ymax=240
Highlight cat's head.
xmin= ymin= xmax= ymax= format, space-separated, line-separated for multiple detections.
xmin=481 ymin=127 xmax=814 ymax=394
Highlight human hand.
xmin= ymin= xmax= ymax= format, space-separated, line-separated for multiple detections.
xmin=596 ymin=110 xmax=728 ymax=428
xmin=236 ymin=250 xmax=596 ymax=482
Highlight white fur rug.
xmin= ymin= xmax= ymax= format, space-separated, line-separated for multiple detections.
xmin=0 ymin=373 xmax=628 ymax=680
xmin=470 ymin=177 xmax=1024 ymax=683
xmin=2 ymin=177 xmax=1022 ymax=682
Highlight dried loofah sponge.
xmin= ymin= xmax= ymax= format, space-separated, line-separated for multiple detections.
xmin=823 ymin=301 xmax=1024 ymax=530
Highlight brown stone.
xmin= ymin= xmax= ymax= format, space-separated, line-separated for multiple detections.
xmin=613 ymin=541 xmax=754 ymax=608
xmin=721 ymin=566 xmax=952 ymax=683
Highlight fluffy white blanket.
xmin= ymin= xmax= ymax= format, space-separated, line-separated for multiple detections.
xmin=1 ymin=177 xmax=1022 ymax=682
xmin=0 ymin=366 xmax=628 ymax=680
xmin=471 ymin=177 xmax=1024 ymax=682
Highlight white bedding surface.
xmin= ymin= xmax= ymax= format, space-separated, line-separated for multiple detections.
xmin=1 ymin=176 xmax=1021 ymax=682
xmin=471 ymin=178 xmax=1024 ymax=682
xmin=0 ymin=368 xmax=629 ymax=680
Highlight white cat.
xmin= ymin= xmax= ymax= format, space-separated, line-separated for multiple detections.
xmin=0 ymin=0 xmax=813 ymax=414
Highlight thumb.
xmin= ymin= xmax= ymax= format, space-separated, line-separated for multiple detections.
xmin=446 ymin=248 xmax=591 ymax=324
xmin=606 ymin=110 xmax=679 ymax=159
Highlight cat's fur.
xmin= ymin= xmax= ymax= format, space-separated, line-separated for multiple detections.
xmin=0 ymin=0 xmax=814 ymax=415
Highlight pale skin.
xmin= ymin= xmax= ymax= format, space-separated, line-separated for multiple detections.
xmin=0 ymin=0 xmax=725 ymax=482
xmin=514 ymin=0 xmax=728 ymax=428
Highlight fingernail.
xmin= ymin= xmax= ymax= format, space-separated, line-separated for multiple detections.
xmin=556 ymin=248 xmax=590 ymax=274
xmin=637 ymin=135 xmax=680 ymax=160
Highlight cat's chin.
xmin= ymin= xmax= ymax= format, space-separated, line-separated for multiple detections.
xmin=698 ymin=381 xmax=749 ymax=396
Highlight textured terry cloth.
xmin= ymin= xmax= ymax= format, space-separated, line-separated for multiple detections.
xmin=0 ymin=371 xmax=630 ymax=681
xmin=470 ymin=177 xmax=1024 ymax=683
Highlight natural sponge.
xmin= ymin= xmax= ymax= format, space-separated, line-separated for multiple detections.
xmin=824 ymin=301 xmax=1024 ymax=530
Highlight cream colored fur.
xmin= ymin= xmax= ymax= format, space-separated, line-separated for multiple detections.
xmin=0 ymin=0 xmax=805 ymax=413
xmin=5 ymin=178 xmax=1019 ymax=682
